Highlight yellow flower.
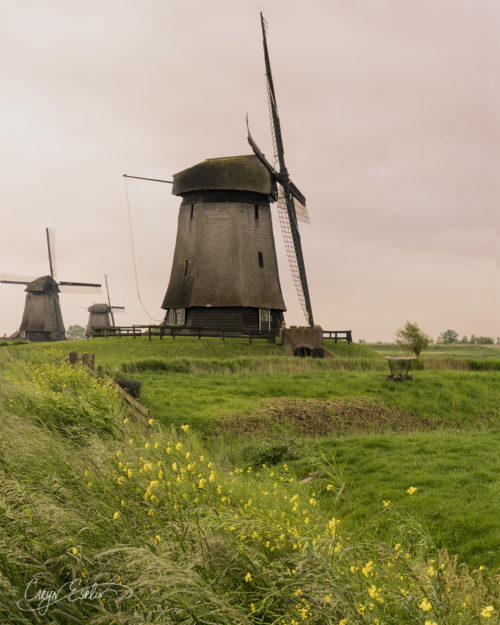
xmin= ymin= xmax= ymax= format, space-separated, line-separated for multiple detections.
xmin=154 ymin=441 xmax=159 ymax=449
xmin=362 ymin=561 xmax=374 ymax=577
xmin=427 ymin=565 xmax=436 ymax=577
xmin=154 ymin=535 xmax=161 ymax=543
xmin=116 ymin=450 xmax=122 ymax=457
xmin=481 ymin=606 xmax=494 ymax=618
xmin=128 ymin=438 xmax=134 ymax=445
xmin=148 ymin=418 xmax=154 ymax=426
xmin=383 ymin=500 xmax=390 ymax=507
xmin=123 ymin=417 xmax=129 ymax=424
xmin=113 ymin=511 xmax=120 ymax=520
xmin=71 ymin=547 xmax=78 ymax=555
xmin=339 ymin=620 xmax=347 ymax=625
xmin=181 ymin=424 xmax=189 ymax=431
xmin=144 ymin=442 xmax=150 ymax=450
xmin=407 ymin=486 xmax=418 ymax=495
xmin=172 ymin=462 xmax=178 ymax=472
xmin=419 ymin=597 xmax=432 ymax=612
xmin=175 ymin=442 xmax=182 ymax=451
xmin=244 ymin=572 xmax=252 ymax=583
xmin=121 ymin=499 xmax=126 ymax=507
xmin=424 ymin=621 xmax=438 ymax=625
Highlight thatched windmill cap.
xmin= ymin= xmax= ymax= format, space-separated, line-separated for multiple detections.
xmin=172 ymin=155 xmax=277 ymax=200
xmin=25 ymin=275 xmax=60 ymax=293
xmin=87 ymin=303 xmax=110 ymax=313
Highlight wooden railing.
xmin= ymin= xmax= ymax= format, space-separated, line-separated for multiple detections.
xmin=322 ymin=330 xmax=352 ymax=344
xmin=92 ymin=325 xmax=277 ymax=344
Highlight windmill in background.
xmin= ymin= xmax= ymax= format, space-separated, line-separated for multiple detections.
xmin=85 ymin=274 xmax=125 ymax=337
xmin=0 ymin=228 xmax=101 ymax=341
xmin=247 ymin=12 xmax=314 ymax=327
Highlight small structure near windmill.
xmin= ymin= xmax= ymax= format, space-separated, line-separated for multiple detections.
xmin=160 ymin=13 xmax=314 ymax=333
xmin=0 ymin=228 xmax=101 ymax=342
xmin=86 ymin=274 xmax=125 ymax=337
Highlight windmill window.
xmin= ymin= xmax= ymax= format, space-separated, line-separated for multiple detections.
xmin=190 ymin=204 xmax=194 ymax=219
xmin=184 ymin=260 xmax=189 ymax=276
xmin=254 ymin=204 xmax=259 ymax=220
xmin=258 ymin=252 xmax=264 ymax=268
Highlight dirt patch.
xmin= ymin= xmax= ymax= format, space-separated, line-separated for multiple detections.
xmin=213 ymin=397 xmax=442 ymax=438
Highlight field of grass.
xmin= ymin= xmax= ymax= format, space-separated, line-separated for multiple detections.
xmin=0 ymin=337 xmax=499 ymax=623
xmin=369 ymin=342 xmax=500 ymax=359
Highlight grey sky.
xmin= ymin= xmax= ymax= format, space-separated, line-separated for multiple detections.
xmin=1 ymin=0 xmax=498 ymax=341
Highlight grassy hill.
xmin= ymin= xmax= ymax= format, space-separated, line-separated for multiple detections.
xmin=0 ymin=337 xmax=499 ymax=623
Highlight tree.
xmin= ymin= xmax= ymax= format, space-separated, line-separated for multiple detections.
xmin=66 ymin=324 xmax=86 ymax=340
xmin=438 ymin=329 xmax=459 ymax=344
xmin=396 ymin=321 xmax=430 ymax=357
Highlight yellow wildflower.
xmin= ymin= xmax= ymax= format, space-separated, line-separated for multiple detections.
xmin=481 ymin=606 xmax=494 ymax=618
xmin=113 ymin=511 xmax=120 ymax=520
xmin=362 ymin=561 xmax=374 ymax=577
xmin=181 ymin=424 xmax=189 ymax=431
xmin=71 ymin=547 xmax=78 ymax=555
xmin=154 ymin=535 xmax=161 ymax=543
xmin=244 ymin=572 xmax=252 ymax=583
xmin=144 ymin=442 xmax=150 ymax=450
xmin=419 ymin=597 xmax=432 ymax=612
xmin=383 ymin=500 xmax=390 ymax=507
xmin=175 ymin=442 xmax=182 ymax=451
xmin=148 ymin=418 xmax=154 ymax=426
xmin=407 ymin=486 xmax=418 ymax=495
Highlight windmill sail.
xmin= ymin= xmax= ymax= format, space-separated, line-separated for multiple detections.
xmin=248 ymin=12 xmax=314 ymax=326
xmin=46 ymin=227 xmax=57 ymax=279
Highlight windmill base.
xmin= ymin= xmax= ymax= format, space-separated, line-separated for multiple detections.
xmin=165 ymin=306 xmax=284 ymax=333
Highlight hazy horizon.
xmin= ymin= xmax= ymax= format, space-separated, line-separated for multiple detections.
xmin=1 ymin=0 xmax=498 ymax=342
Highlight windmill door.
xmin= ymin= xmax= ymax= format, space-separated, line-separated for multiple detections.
xmin=259 ymin=308 xmax=270 ymax=331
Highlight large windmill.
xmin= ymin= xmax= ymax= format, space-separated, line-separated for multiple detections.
xmin=247 ymin=12 xmax=314 ymax=327
xmin=159 ymin=13 xmax=313 ymax=332
xmin=85 ymin=274 xmax=125 ymax=337
xmin=0 ymin=228 xmax=101 ymax=342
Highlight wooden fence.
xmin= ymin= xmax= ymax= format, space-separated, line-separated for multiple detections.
xmin=92 ymin=325 xmax=277 ymax=343
xmin=65 ymin=350 xmax=150 ymax=425
xmin=322 ymin=330 xmax=352 ymax=344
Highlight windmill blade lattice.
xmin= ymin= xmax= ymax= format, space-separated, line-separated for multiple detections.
xmin=59 ymin=283 xmax=102 ymax=294
xmin=0 ymin=273 xmax=38 ymax=285
xmin=276 ymin=192 xmax=310 ymax=321
xmin=259 ymin=12 xmax=314 ymax=326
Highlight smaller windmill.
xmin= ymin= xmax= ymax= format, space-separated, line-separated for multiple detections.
xmin=0 ymin=228 xmax=101 ymax=342
xmin=85 ymin=274 xmax=125 ymax=337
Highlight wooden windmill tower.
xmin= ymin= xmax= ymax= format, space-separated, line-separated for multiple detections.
xmin=160 ymin=13 xmax=313 ymax=332
xmin=85 ymin=274 xmax=125 ymax=337
xmin=0 ymin=228 xmax=101 ymax=342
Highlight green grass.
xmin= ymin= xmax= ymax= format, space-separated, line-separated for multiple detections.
xmin=284 ymin=430 xmax=500 ymax=570
xmin=370 ymin=342 xmax=500 ymax=360
xmin=1 ymin=338 xmax=500 ymax=623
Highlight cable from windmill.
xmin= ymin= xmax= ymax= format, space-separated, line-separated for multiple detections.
xmin=124 ymin=177 xmax=163 ymax=323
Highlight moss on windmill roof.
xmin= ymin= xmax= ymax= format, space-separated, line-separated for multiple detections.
xmin=172 ymin=154 xmax=276 ymax=198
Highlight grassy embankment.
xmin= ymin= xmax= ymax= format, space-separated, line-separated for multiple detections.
xmin=0 ymin=338 xmax=499 ymax=623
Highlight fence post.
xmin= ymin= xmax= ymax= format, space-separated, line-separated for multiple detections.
xmin=198 ymin=327 xmax=201 ymax=340
xmin=68 ymin=350 xmax=77 ymax=365
xmin=160 ymin=326 xmax=163 ymax=340
xmin=222 ymin=329 xmax=225 ymax=341
xmin=148 ymin=326 xmax=152 ymax=341
xmin=133 ymin=325 xmax=136 ymax=338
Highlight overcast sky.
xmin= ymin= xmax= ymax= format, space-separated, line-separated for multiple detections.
xmin=1 ymin=0 xmax=498 ymax=342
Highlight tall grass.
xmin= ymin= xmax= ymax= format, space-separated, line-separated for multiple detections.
xmin=1 ymin=349 xmax=498 ymax=623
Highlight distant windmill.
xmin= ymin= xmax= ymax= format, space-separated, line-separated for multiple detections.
xmin=0 ymin=228 xmax=101 ymax=342
xmin=85 ymin=274 xmax=125 ymax=337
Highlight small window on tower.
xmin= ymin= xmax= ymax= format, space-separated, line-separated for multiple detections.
xmin=258 ymin=252 xmax=264 ymax=268
xmin=254 ymin=204 xmax=259 ymax=220
xmin=190 ymin=204 xmax=194 ymax=219
xmin=184 ymin=260 xmax=189 ymax=276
